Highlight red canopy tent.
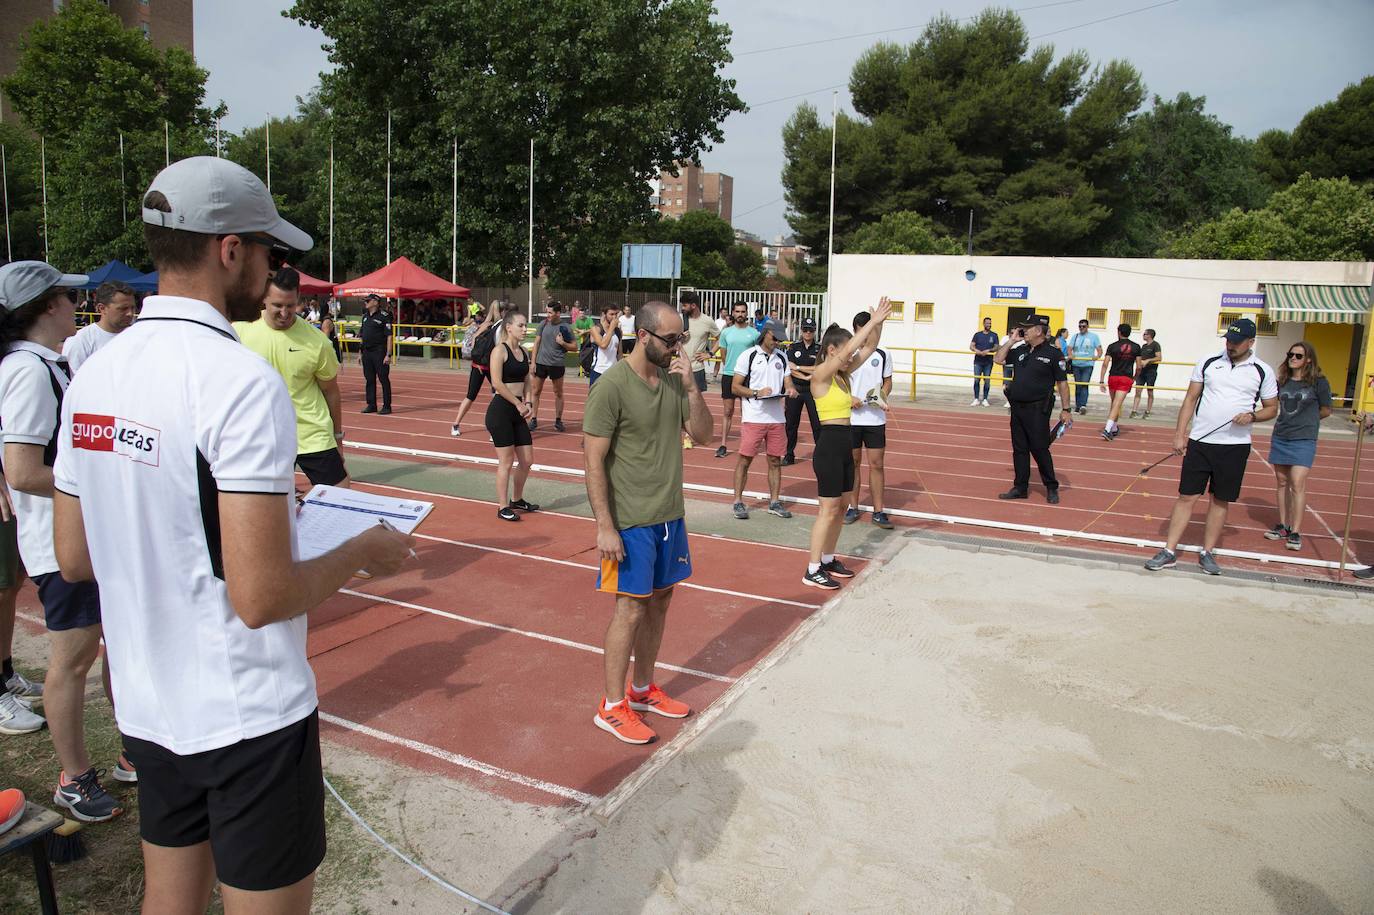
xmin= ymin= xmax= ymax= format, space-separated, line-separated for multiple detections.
xmin=286 ymin=264 xmax=335 ymax=296
xmin=334 ymin=257 xmax=471 ymax=301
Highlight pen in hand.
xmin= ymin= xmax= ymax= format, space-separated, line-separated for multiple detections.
xmin=377 ymin=518 xmax=420 ymax=559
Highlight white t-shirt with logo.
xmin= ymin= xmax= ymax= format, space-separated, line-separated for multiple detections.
xmin=62 ymin=323 xmax=119 ymax=374
xmin=1188 ymin=350 xmax=1279 ymax=446
xmin=54 ymin=295 xmax=315 ymax=755
xmin=850 ymin=348 xmax=893 ymax=427
xmin=733 ymin=344 xmax=788 ymax=424
xmin=0 ymin=341 xmax=71 ymax=576
xmin=592 ymin=330 xmax=620 ymax=374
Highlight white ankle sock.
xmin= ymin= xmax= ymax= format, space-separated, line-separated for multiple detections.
xmin=821 ymin=554 xmax=835 ymax=564
xmin=808 ymin=562 xmax=821 ymax=574
xmin=631 ymin=683 xmax=651 ymax=695
xmin=603 ymin=697 xmax=624 ymax=711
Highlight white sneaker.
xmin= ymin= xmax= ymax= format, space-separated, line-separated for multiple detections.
xmin=970 ymin=399 xmax=980 ymax=407
xmin=981 ymin=399 xmax=990 ymax=407
xmin=0 ymin=691 xmax=45 ymax=735
xmin=5 ymin=671 xmax=42 ymax=701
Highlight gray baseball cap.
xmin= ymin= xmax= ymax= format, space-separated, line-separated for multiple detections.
xmin=141 ymin=156 xmax=312 ymax=252
xmin=0 ymin=261 xmax=88 ymax=313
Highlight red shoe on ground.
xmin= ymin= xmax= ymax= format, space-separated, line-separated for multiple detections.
xmin=627 ymin=683 xmax=690 ymax=719
xmin=0 ymin=788 xmax=25 ymax=836
xmin=594 ymin=699 xmax=656 ymax=744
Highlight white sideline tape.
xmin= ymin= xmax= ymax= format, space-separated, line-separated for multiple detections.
xmin=344 ymin=439 xmax=1364 ymax=572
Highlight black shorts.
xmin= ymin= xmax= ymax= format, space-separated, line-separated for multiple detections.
xmin=534 ymin=363 xmax=565 ymax=381
xmin=465 ymin=364 xmax=490 ymax=401
xmin=1137 ymin=365 xmax=1158 ymax=388
xmin=850 ymin=425 xmax=887 ymax=450
xmin=296 ymin=447 xmax=348 ymax=486
xmin=124 ymin=710 xmax=325 ymax=892
xmin=621 ymin=337 xmax=636 ymax=355
xmin=1179 ymin=439 xmax=1250 ymax=503
xmin=693 ymin=368 xmax=707 ymax=392
xmin=485 ymin=396 xmax=533 ymax=448
xmin=720 ymin=374 xmax=737 ymax=400
xmin=32 ymin=571 xmax=100 ymax=631
xmin=813 ymin=425 xmax=856 ymax=499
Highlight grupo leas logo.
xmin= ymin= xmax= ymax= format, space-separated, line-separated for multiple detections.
xmin=71 ymin=413 xmax=161 ymax=467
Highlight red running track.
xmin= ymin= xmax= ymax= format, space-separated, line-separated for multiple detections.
xmin=334 ymin=364 xmax=1374 ymax=583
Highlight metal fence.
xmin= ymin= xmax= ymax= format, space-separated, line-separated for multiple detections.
xmin=677 ymin=287 xmax=825 ymax=333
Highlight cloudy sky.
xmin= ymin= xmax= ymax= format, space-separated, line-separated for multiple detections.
xmin=201 ymin=0 xmax=1374 ymax=243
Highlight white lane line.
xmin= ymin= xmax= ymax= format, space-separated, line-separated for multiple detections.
xmin=346 ymin=439 xmax=1359 ymax=571
xmin=319 ymin=711 xmax=597 ymax=805
xmin=1255 ymin=449 xmax=1361 ymax=565
xmin=336 ymin=588 xmax=739 ymax=685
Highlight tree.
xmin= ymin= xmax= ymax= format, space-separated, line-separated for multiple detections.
xmin=1286 ymin=76 xmax=1374 ymax=184
xmin=781 ymin=10 xmax=1144 ymax=258
xmin=2 ymin=0 xmax=217 ymax=269
xmin=287 ymin=0 xmax=745 ymax=284
xmin=1160 ymin=174 xmax=1374 ymax=261
xmin=847 ymin=210 xmax=962 ymax=255
xmin=0 ymin=125 xmax=44 ymax=262
xmin=1104 ymin=93 xmax=1271 ymax=256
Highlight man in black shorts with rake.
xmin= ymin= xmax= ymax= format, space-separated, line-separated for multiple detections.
xmin=1145 ymin=319 xmax=1277 ymax=576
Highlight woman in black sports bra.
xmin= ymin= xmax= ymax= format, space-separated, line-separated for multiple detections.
xmin=485 ymin=311 xmax=540 ymax=521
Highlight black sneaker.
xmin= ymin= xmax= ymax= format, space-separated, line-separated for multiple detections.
xmin=361 ymin=406 xmax=377 ymax=414
xmin=497 ymin=506 xmax=520 ymax=522
xmin=997 ymin=489 xmax=1028 ymax=500
xmin=1046 ymin=490 xmax=1060 ymax=505
xmin=714 ymin=445 xmax=728 ymax=458
xmin=554 ymin=418 xmax=566 ymax=433
xmin=803 ymin=568 xmax=841 ymax=590
xmin=1263 ymin=523 xmax=1289 ymax=541
xmin=529 ymin=419 xmax=538 ymax=431
xmin=379 ymin=406 xmax=392 ymax=415
xmin=53 ymin=767 xmax=122 ymax=823
xmin=822 ymin=559 xmax=855 ymax=579
xmin=1353 ymin=564 xmax=1374 ymax=580
xmin=510 ymin=498 xmax=540 ymax=512
xmin=782 ymin=454 xmax=796 ymax=466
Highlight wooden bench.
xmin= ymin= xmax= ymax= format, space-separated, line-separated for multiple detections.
xmin=0 ymin=802 xmax=64 ymax=914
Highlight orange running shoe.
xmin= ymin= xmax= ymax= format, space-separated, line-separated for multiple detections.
xmin=594 ymin=699 xmax=655 ymax=744
xmin=0 ymin=788 xmax=25 ymax=836
xmin=627 ymin=683 xmax=690 ymax=719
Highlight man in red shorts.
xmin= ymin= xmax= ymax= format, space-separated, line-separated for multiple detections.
xmin=1098 ymin=323 xmax=1141 ymax=441
xmin=730 ymin=327 xmax=792 ymax=520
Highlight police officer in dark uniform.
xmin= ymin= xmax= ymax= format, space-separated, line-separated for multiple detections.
xmin=996 ymin=314 xmax=1071 ymax=504
xmin=782 ymin=317 xmax=822 ymax=465
xmin=359 ymin=293 xmax=393 ymax=414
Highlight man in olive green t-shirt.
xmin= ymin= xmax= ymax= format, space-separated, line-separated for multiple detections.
xmin=583 ymin=301 xmax=713 ymax=745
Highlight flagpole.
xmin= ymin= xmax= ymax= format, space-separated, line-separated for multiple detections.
xmin=119 ymin=131 xmax=127 ymax=227
xmin=825 ymin=90 xmax=837 ymax=320
xmin=328 ymin=138 xmax=335 ymax=284
xmin=164 ymin=120 xmax=170 ymax=167
xmin=265 ymin=118 xmax=272 ymax=193
xmin=385 ymin=109 xmax=392 ymax=263
xmin=451 ymin=136 xmax=458 ymax=284
xmin=527 ymin=137 xmax=534 ymax=318
xmin=1 ymin=143 xmax=11 ymax=262
xmin=40 ymin=136 xmax=49 ymax=262
xmin=215 ymin=117 xmax=221 ymax=157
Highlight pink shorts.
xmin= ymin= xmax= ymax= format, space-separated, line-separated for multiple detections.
xmin=1108 ymin=375 xmax=1134 ymax=395
xmin=739 ymin=422 xmax=786 ymax=458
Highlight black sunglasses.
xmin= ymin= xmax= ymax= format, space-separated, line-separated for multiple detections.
xmin=239 ymin=233 xmax=290 ymax=271
xmin=1287 ymin=351 xmax=1306 ymax=360
xmin=642 ymin=328 xmax=689 ymax=347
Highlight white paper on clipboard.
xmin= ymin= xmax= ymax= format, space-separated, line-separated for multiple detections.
xmin=295 ymin=484 xmax=433 ymax=560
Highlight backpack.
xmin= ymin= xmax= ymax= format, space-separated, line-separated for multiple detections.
xmin=579 ymin=340 xmax=596 ymax=375
xmin=469 ymin=324 xmax=498 ymax=365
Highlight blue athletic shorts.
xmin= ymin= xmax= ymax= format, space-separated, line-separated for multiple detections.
xmin=596 ymin=518 xmax=692 ymax=597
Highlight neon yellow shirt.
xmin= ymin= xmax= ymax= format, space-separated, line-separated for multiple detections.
xmin=234 ymin=317 xmax=340 ymax=455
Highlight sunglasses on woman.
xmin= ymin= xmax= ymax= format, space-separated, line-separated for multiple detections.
xmin=1287 ymin=352 xmax=1306 ymax=361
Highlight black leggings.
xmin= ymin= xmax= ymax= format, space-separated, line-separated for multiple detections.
xmin=465 ymin=364 xmax=490 ymax=401
xmin=812 ymin=425 xmax=855 ymax=499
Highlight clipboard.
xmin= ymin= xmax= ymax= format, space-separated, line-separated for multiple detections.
xmin=295 ymin=484 xmax=433 ymax=561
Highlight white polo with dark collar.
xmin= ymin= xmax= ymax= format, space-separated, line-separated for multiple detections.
xmin=53 ymin=295 xmax=315 ymax=755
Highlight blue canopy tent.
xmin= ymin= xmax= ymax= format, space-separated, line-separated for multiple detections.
xmin=81 ymin=260 xmax=158 ymax=292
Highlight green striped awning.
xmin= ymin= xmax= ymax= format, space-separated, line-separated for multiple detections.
xmin=1265 ymin=283 xmax=1372 ymax=324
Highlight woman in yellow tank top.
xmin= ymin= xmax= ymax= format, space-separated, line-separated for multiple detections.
xmin=803 ymin=297 xmax=893 ymax=589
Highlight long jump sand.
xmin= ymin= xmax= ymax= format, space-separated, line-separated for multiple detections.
xmin=490 ymin=535 xmax=1374 ymax=913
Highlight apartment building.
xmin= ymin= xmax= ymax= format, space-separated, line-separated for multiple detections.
xmin=655 ymin=162 xmax=733 ymax=224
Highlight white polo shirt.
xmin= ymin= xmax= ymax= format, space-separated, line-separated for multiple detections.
xmin=850 ymin=348 xmax=893 ymax=427
xmin=733 ymin=344 xmax=788 ymax=424
xmin=1188 ymin=350 xmax=1278 ymax=446
xmin=0 ymin=341 xmax=71 ymax=577
xmin=62 ymin=322 xmax=118 ymax=374
xmin=53 ymin=296 xmax=315 ymax=755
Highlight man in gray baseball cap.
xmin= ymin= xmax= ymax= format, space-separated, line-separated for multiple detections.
xmin=51 ymin=156 xmax=414 ymax=910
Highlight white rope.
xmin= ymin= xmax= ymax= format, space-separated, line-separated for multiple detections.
xmin=323 ymin=776 xmax=513 ymax=915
